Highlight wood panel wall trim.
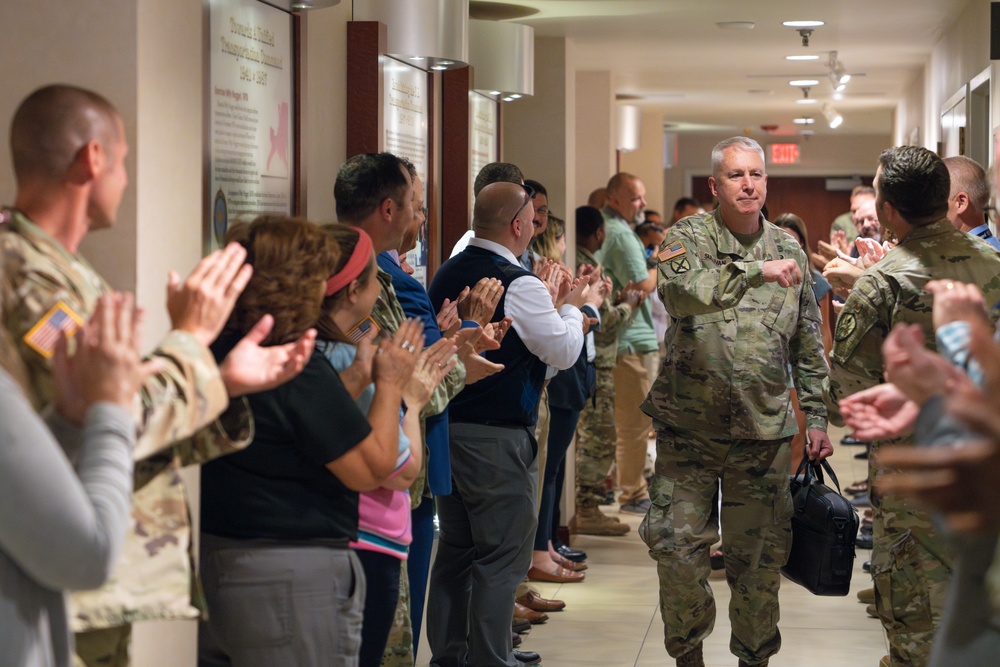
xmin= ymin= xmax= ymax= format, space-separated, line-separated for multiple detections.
xmin=346 ymin=21 xmax=386 ymax=158
xmin=441 ymin=66 xmax=472 ymax=259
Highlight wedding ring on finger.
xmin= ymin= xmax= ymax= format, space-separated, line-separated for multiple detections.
xmin=406 ymin=344 xmax=416 ymax=353
xmin=946 ymin=282 xmax=955 ymax=290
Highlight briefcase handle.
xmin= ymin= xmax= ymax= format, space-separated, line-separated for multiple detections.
xmin=791 ymin=456 xmax=844 ymax=494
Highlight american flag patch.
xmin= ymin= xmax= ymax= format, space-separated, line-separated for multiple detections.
xmin=345 ymin=316 xmax=380 ymax=344
xmin=657 ymin=241 xmax=686 ymax=263
xmin=23 ymin=301 xmax=83 ymax=358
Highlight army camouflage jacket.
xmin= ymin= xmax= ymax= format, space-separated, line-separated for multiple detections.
xmin=576 ymin=246 xmax=636 ymax=369
xmin=641 ymin=210 xmax=829 ymax=440
xmin=0 ymin=209 xmax=252 ymax=630
xmin=826 ymin=218 xmax=1000 ymax=422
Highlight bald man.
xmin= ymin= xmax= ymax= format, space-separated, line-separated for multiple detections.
xmin=426 ymin=182 xmax=595 ymax=667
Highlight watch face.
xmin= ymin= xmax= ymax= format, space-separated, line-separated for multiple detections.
xmin=213 ymin=189 xmax=228 ymax=246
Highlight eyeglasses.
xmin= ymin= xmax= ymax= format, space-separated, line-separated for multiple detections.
xmin=510 ymin=183 xmax=536 ymax=227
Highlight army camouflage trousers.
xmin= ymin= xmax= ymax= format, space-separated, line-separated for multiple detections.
xmin=639 ymin=424 xmax=792 ymax=665
xmin=870 ymin=490 xmax=952 ymax=667
xmin=574 ymin=367 xmax=617 ymax=510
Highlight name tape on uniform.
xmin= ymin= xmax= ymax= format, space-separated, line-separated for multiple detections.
xmin=23 ymin=301 xmax=84 ymax=358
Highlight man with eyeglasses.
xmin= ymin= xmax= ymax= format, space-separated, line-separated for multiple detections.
xmin=427 ymin=181 xmax=598 ymax=667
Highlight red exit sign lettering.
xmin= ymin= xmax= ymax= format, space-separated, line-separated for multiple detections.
xmin=770 ymin=143 xmax=801 ymax=164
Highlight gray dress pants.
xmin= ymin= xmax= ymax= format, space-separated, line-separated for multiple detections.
xmin=427 ymin=422 xmax=539 ymax=667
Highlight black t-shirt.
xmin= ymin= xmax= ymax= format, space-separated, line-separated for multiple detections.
xmin=200 ymin=349 xmax=372 ymax=541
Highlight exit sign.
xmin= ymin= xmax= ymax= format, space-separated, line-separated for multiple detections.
xmin=770 ymin=143 xmax=801 ymax=164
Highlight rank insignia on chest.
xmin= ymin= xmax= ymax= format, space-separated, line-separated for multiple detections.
xmin=658 ymin=241 xmax=686 ymax=263
xmin=670 ymin=257 xmax=691 ymax=274
xmin=23 ymin=301 xmax=84 ymax=358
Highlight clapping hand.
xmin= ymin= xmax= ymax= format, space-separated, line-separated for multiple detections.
xmin=167 ymin=243 xmax=253 ymax=347
xmin=219 ymin=315 xmax=316 ymax=397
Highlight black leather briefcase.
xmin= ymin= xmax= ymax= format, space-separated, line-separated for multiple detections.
xmin=781 ymin=457 xmax=859 ymax=596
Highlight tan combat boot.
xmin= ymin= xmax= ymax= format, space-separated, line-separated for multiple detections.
xmin=676 ymin=644 xmax=704 ymax=667
xmin=569 ymin=507 xmax=630 ymax=536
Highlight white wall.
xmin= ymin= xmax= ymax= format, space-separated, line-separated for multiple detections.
xmin=618 ymin=110 xmax=668 ymax=214
xmin=896 ymin=0 xmax=993 ymax=154
xmin=575 ymin=71 xmax=615 ymax=206
xmin=503 ymin=36 xmax=577 ymax=229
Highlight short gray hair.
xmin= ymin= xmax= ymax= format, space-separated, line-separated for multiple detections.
xmin=943 ymin=155 xmax=989 ymax=215
xmin=711 ymin=136 xmax=765 ymax=176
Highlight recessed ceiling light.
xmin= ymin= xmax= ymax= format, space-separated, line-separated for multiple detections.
xmin=793 ymin=117 xmax=815 ymax=125
xmin=489 ymin=90 xmax=501 ymax=96
xmin=783 ymin=20 xmax=825 ymax=28
xmin=796 ymin=99 xmax=818 ymax=105
xmin=431 ymin=65 xmax=448 ymax=71
xmin=409 ymin=56 xmax=425 ymax=61
xmin=509 ymin=94 xmax=522 ymax=99
xmin=789 ymin=80 xmax=819 ymax=87
xmin=717 ymin=21 xmax=755 ymax=30
xmin=785 ymin=55 xmax=820 ymax=61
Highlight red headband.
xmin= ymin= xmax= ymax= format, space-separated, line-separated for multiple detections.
xmin=325 ymin=228 xmax=374 ymax=296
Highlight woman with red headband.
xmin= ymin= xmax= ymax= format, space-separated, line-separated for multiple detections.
xmin=197 ymin=216 xmax=428 ymax=667
xmin=317 ymin=224 xmax=456 ymax=667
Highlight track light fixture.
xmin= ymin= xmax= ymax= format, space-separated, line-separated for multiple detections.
xmin=828 ymin=51 xmax=850 ymax=90
xmin=822 ymin=103 xmax=843 ymax=129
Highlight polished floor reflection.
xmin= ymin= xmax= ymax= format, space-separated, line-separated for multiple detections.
xmin=416 ymin=424 xmax=887 ymax=666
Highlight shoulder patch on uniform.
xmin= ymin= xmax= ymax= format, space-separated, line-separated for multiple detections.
xmin=670 ymin=257 xmax=691 ymax=274
xmin=23 ymin=301 xmax=83 ymax=358
xmin=658 ymin=241 xmax=686 ymax=263
xmin=345 ymin=316 xmax=381 ymax=343
xmin=834 ymin=312 xmax=856 ymax=342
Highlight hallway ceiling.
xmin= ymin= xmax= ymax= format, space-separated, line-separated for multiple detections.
xmin=473 ymin=0 xmax=975 ymax=136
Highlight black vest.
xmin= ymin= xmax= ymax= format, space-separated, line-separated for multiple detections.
xmin=428 ymin=245 xmax=548 ymax=427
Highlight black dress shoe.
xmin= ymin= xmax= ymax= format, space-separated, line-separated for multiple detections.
xmin=841 ymin=435 xmax=869 ymax=446
xmin=514 ymin=650 xmax=541 ymax=665
xmin=512 ymin=631 xmax=522 ymax=648
xmin=863 ymin=560 xmax=871 ymax=573
xmin=856 ymin=527 xmax=873 ymax=550
xmin=854 ymin=450 xmax=869 ymax=459
xmin=554 ymin=540 xmax=587 ymax=563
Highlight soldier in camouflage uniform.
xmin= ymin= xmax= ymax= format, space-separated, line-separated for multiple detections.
xmin=825 ymin=145 xmax=1000 ymax=667
xmin=570 ymin=205 xmax=639 ymax=536
xmin=1 ymin=85 xmax=315 ymax=666
xmin=639 ymin=137 xmax=831 ymax=667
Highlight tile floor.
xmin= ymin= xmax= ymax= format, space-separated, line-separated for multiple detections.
xmin=416 ymin=424 xmax=887 ymax=666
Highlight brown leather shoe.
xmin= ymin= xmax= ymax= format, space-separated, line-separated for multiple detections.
xmin=512 ymin=615 xmax=531 ymax=634
xmin=517 ymin=589 xmax=566 ymax=612
xmin=527 ymin=564 xmax=585 ymax=583
xmin=514 ymin=602 xmax=549 ymax=624
xmin=552 ymin=554 xmax=588 ymax=571
xmin=845 ymin=479 xmax=868 ymax=494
